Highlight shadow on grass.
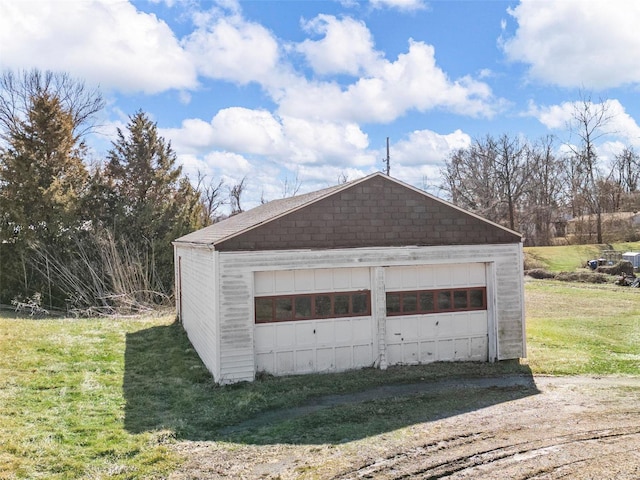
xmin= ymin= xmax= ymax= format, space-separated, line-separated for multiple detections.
xmin=124 ymin=322 xmax=539 ymax=445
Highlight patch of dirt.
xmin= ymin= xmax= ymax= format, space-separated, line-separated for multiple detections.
xmin=169 ymin=376 xmax=640 ymax=479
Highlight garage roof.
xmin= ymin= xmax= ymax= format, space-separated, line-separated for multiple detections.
xmin=174 ymin=172 xmax=522 ymax=250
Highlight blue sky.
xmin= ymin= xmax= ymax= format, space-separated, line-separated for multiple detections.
xmin=2 ymin=0 xmax=640 ymax=213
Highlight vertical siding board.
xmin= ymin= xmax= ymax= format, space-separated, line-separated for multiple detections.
xmin=176 ymin=246 xmax=220 ymax=381
xmin=217 ymin=259 xmax=255 ymax=383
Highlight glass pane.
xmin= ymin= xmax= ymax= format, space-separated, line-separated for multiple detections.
xmin=438 ymin=291 xmax=451 ymax=310
xmin=403 ymin=293 xmax=417 ymax=313
xmin=295 ymin=296 xmax=312 ymax=318
xmin=335 ymin=295 xmax=349 ymax=315
xmin=454 ymin=290 xmax=468 ymax=309
xmin=275 ymin=297 xmax=293 ymax=321
xmin=255 ymin=298 xmax=273 ymax=323
xmin=419 ymin=292 xmax=434 ymax=312
xmin=315 ymin=295 xmax=332 ymax=317
xmin=470 ymin=289 xmax=485 ymax=309
xmin=386 ymin=293 xmax=401 ymax=314
xmin=352 ymin=293 xmax=369 ymax=315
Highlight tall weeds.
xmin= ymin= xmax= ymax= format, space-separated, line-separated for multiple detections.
xmin=31 ymin=229 xmax=171 ymax=316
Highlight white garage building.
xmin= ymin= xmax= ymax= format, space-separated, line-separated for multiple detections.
xmin=173 ymin=173 xmax=525 ymax=384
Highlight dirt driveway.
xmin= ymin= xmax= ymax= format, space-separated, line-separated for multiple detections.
xmin=170 ymin=375 xmax=640 ymax=479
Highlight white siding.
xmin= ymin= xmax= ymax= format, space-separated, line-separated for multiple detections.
xmin=175 ymin=246 xmax=220 ymax=381
xmin=212 ymin=243 xmax=524 ymax=383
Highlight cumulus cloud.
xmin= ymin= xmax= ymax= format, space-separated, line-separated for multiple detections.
xmin=296 ymin=15 xmax=383 ymax=76
xmin=392 ymin=129 xmax=472 ymax=166
xmin=161 ymin=108 xmax=375 ymax=170
xmin=182 ymin=12 xmax=281 ymax=85
xmin=502 ymin=0 xmax=640 ymax=89
xmin=0 ymin=0 xmax=197 ymax=93
xmin=280 ymin=39 xmax=499 ymax=123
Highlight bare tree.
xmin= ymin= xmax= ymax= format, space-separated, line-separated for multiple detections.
xmin=196 ymin=171 xmax=225 ymax=224
xmin=495 ymin=134 xmax=529 ymax=231
xmin=521 ymin=136 xmax=565 ymax=245
xmin=229 ymin=176 xmax=246 ymax=215
xmin=0 ymin=69 xmax=104 ymax=143
xmin=565 ymin=92 xmax=614 ymax=244
xmin=338 ymin=172 xmax=350 ymax=184
xmin=282 ymin=171 xmax=302 ymax=198
xmin=608 ymin=147 xmax=640 ymax=211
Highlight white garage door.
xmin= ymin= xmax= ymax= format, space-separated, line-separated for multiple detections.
xmin=385 ymin=264 xmax=488 ymax=365
xmin=254 ymin=267 xmax=375 ymax=376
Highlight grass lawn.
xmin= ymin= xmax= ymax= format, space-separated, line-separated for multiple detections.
xmin=1 ymin=279 xmax=639 ymax=478
xmin=525 ymin=280 xmax=640 ymax=375
xmin=524 ymin=241 xmax=640 ymax=272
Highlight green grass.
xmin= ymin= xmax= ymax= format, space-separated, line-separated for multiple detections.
xmin=1 ymin=275 xmax=639 ymax=477
xmin=524 ymin=241 xmax=640 ymax=272
xmin=525 ymin=280 xmax=640 ymax=375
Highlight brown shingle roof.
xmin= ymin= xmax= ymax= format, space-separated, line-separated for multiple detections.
xmin=174 ymin=172 xmax=522 ymax=249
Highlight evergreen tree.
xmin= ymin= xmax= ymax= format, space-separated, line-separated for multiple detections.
xmin=102 ymin=111 xmax=203 ymax=294
xmin=0 ymin=92 xmax=89 ymax=305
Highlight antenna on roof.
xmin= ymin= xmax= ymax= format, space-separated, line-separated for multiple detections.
xmin=384 ymin=137 xmax=390 ymax=176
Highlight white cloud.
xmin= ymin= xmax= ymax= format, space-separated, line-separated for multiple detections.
xmin=370 ymin=0 xmax=427 ymax=12
xmin=161 ymin=107 xmax=375 ymax=169
xmin=503 ymin=0 xmax=640 ymax=89
xmin=281 ymin=117 xmax=373 ymax=166
xmin=392 ymin=129 xmax=472 ymax=167
xmin=183 ymin=12 xmax=280 ymax=85
xmin=297 ymin=15 xmax=383 ymax=76
xmin=280 ymin=39 xmax=499 ymax=123
xmin=0 ymin=0 xmax=197 ymax=93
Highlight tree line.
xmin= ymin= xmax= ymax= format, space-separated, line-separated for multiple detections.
xmin=441 ymin=94 xmax=640 ymax=246
xmin=0 ymin=70 xmax=231 ymax=314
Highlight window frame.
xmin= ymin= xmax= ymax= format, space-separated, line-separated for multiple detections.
xmin=385 ymin=287 xmax=487 ymax=316
xmin=255 ymin=290 xmax=371 ymax=324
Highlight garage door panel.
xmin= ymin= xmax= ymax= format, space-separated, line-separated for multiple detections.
xmin=316 ymin=322 xmax=335 ymax=344
xmin=353 ymin=317 xmax=373 ymax=342
xmin=335 ymin=346 xmax=351 ymax=366
xmin=254 ymin=325 xmax=274 ymax=349
xmin=438 ymin=339 xmax=454 ymax=360
xmin=419 ymin=341 xmax=436 ymax=363
xmin=295 ymin=349 xmax=314 ymax=373
xmin=468 ymin=313 xmax=487 ymax=335
xmin=454 ymin=338 xmax=470 ymax=359
xmin=354 ymin=345 xmax=373 ymax=367
xmin=403 ymin=342 xmax=419 ymax=364
xmin=470 ymin=337 xmax=487 ymax=360
xmin=276 ymin=324 xmax=295 ymax=347
xmin=316 ymin=348 xmax=334 ymax=371
xmin=334 ymin=319 xmax=353 ymax=343
xmin=256 ymin=352 xmax=274 ymax=373
xmin=276 ymin=351 xmax=294 ymax=374
xmin=295 ymin=322 xmax=316 ymax=347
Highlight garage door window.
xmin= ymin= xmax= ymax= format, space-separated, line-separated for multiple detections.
xmin=256 ymin=290 xmax=371 ymax=323
xmin=386 ymin=287 xmax=486 ymax=316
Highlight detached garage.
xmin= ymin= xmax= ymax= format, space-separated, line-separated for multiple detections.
xmin=173 ymin=173 xmax=525 ymax=384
